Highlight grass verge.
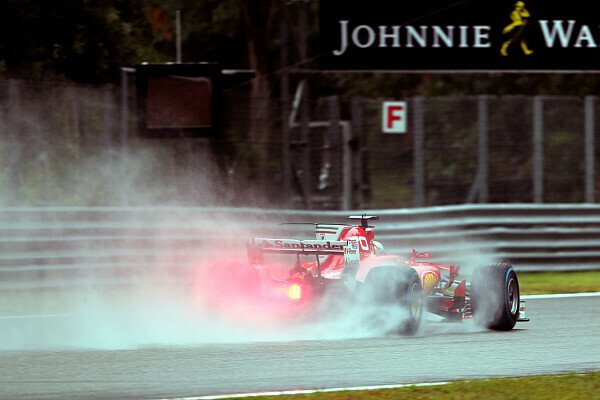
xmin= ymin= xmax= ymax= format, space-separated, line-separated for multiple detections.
xmin=243 ymin=372 xmax=599 ymax=400
xmin=518 ymin=271 xmax=600 ymax=295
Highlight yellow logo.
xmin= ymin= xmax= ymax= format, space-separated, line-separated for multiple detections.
xmin=501 ymin=1 xmax=534 ymax=56
xmin=422 ymin=272 xmax=439 ymax=294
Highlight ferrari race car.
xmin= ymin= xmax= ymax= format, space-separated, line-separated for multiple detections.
xmin=247 ymin=215 xmax=529 ymax=335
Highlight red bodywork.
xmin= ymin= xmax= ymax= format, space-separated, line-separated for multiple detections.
xmin=247 ymin=216 xmax=472 ymax=322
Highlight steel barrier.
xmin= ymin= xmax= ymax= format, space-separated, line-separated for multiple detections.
xmin=0 ymin=204 xmax=599 ymax=289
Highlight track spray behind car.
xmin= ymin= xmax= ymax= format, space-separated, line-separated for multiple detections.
xmin=246 ymin=214 xmax=528 ymax=335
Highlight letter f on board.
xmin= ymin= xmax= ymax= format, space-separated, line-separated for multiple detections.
xmin=387 ymin=105 xmax=404 ymax=129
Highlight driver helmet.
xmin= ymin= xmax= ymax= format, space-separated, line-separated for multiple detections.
xmin=371 ymin=240 xmax=385 ymax=255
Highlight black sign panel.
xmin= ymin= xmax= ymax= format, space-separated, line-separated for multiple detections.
xmin=136 ymin=63 xmax=221 ymax=138
xmin=320 ymin=0 xmax=600 ymax=71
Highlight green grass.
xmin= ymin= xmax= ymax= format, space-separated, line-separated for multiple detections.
xmin=518 ymin=271 xmax=600 ymax=295
xmin=242 ymin=373 xmax=600 ymax=400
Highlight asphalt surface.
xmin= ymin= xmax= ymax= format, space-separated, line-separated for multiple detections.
xmin=0 ymin=296 xmax=599 ymax=400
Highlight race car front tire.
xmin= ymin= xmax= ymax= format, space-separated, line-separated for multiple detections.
xmin=363 ymin=266 xmax=424 ymax=335
xmin=471 ymin=263 xmax=520 ymax=331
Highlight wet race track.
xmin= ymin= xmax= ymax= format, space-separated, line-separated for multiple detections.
xmin=0 ymin=295 xmax=599 ymax=400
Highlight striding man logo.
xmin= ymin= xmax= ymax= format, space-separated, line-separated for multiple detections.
xmin=500 ymin=1 xmax=534 ymax=56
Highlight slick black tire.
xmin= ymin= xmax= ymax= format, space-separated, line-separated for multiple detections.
xmin=471 ymin=263 xmax=520 ymax=331
xmin=363 ymin=266 xmax=424 ymax=336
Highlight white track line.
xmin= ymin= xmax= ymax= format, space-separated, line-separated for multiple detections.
xmin=159 ymin=381 xmax=450 ymax=400
xmin=521 ymin=292 xmax=600 ymax=299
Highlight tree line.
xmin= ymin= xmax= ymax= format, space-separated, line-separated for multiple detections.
xmin=2 ymin=1 xmax=600 ymax=94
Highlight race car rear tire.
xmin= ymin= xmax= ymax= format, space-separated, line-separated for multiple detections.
xmin=363 ymin=266 xmax=423 ymax=335
xmin=471 ymin=263 xmax=520 ymax=331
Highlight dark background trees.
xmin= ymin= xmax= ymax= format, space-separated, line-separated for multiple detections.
xmin=0 ymin=0 xmax=250 ymax=83
xmin=0 ymin=1 xmax=599 ymax=208
xmin=0 ymin=0 xmax=165 ymax=83
xmin=2 ymin=1 xmax=600 ymax=94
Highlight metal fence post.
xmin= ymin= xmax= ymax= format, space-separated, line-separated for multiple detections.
xmin=585 ymin=95 xmax=596 ymax=203
xmin=280 ymin=0 xmax=291 ymax=205
xmin=103 ymin=86 xmax=115 ymax=152
xmin=413 ymin=96 xmax=425 ymax=207
xmin=300 ymin=85 xmax=312 ymax=209
xmin=351 ymin=97 xmax=363 ymax=209
xmin=533 ymin=96 xmax=544 ymax=203
xmin=7 ymin=80 xmax=22 ymax=205
xmin=328 ymin=96 xmax=344 ymax=209
xmin=478 ymin=95 xmax=489 ymax=203
xmin=298 ymin=0 xmax=311 ymax=209
xmin=120 ymin=68 xmax=134 ymax=206
xmin=103 ymin=85 xmax=116 ymax=204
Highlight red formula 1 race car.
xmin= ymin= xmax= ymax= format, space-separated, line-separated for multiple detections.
xmin=247 ymin=215 xmax=529 ymax=335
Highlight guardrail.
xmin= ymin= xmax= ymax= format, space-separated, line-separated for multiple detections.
xmin=0 ymin=204 xmax=598 ymax=289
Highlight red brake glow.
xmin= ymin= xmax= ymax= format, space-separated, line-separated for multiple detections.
xmin=288 ymin=284 xmax=302 ymax=301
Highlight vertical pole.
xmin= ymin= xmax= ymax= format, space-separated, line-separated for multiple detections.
xmin=71 ymin=88 xmax=82 ymax=149
xmin=342 ymin=122 xmax=352 ymax=210
xmin=300 ymin=87 xmax=312 ymax=209
xmin=585 ymin=95 xmax=596 ymax=203
xmin=478 ymin=95 xmax=489 ymax=203
xmin=351 ymin=97 xmax=363 ymax=209
xmin=7 ymin=80 xmax=22 ymax=205
xmin=120 ymin=68 xmax=132 ymax=206
xmin=104 ymin=86 xmax=114 ymax=152
xmin=298 ymin=1 xmax=308 ymax=65
xmin=328 ymin=96 xmax=344 ymax=209
xmin=103 ymin=86 xmax=115 ymax=203
xmin=533 ymin=96 xmax=544 ymax=203
xmin=361 ymin=100 xmax=371 ymax=206
xmin=280 ymin=0 xmax=291 ymax=204
xmin=175 ymin=10 xmax=182 ymax=63
xmin=299 ymin=0 xmax=311 ymax=209
xmin=413 ymin=96 xmax=425 ymax=207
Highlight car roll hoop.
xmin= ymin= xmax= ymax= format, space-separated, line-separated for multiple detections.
xmin=349 ymin=214 xmax=379 ymax=229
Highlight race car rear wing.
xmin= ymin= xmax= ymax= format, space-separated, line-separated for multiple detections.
xmin=247 ymin=237 xmax=360 ymax=280
xmin=249 ymin=238 xmax=346 ymax=256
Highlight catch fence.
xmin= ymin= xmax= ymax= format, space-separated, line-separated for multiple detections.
xmin=0 ymin=79 xmax=598 ymax=209
xmin=355 ymin=95 xmax=596 ymax=208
